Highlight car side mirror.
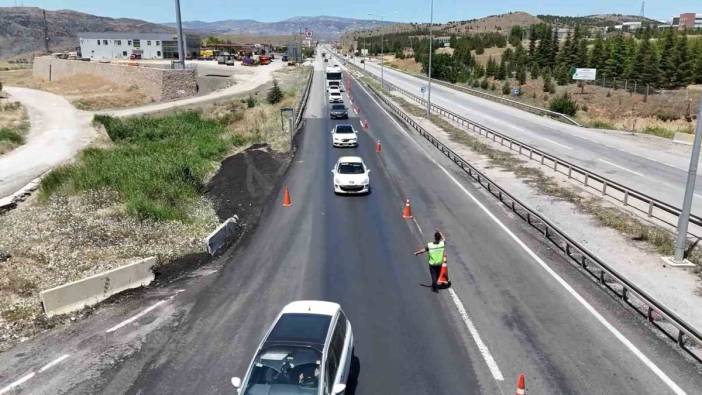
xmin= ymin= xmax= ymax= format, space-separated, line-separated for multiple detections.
xmin=367 ymin=169 xmax=371 ymax=173
xmin=231 ymin=377 xmax=241 ymax=389
xmin=331 ymin=169 xmax=335 ymax=174
xmin=332 ymin=383 xmax=346 ymax=394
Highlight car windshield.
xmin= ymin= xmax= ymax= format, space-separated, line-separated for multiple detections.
xmin=331 ymin=105 xmax=346 ymax=110
xmin=338 ymin=162 xmax=365 ymax=174
xmin=330 ymin=93 xmax=340 ymax=97
xmin=243 ymin=346 xmax=322 ymax=395
xmin=334 ymin=125 xmax=353 ymax=134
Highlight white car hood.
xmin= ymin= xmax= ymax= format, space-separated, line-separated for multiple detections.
xmin=336 ymin=172 xmax=368 ymax=185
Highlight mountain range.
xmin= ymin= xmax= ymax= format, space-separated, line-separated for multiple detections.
xmin=163 ymin=16 xmax=393 ymax=40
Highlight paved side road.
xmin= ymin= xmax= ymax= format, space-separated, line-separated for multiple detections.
xmin=0 ymin=87 xmax=95 ymax=199
xmin=0 ymin=61 xmax=287 ymax=201
xmin=346 ymin=55 xmax=702 ymax=213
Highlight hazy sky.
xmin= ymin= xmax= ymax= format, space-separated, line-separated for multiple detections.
xmin=0 ymin=0 xmax=698 ymax=23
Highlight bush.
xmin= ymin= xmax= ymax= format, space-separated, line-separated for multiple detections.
xmin=267 ymin=79 xmax=283 ymax=104
xmin=542 ymin=71 xmax=554 ymax=93
xmin=501 ymin=80 xmax=511 ymax=95
xmin=471 ymin=79 xmax=480 ymax=88
xmin=490 ymin=82 xmax=497 ymax=91
xmin=0 ymin=128 xmax=23 ymax=144
xmin=247 ymin=95 xmax=256 ymax=108
xmin=549 ymin=93 xmax=577 ymax=116
xmin=480 ymin=78 xmax=489 ymax=90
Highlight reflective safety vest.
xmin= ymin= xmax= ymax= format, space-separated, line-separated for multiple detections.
xmin=427 ymin=241 xmax=445 ymax=266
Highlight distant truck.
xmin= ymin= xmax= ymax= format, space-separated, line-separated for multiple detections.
xmin=259 ymin=55 xmax=271 ymax=65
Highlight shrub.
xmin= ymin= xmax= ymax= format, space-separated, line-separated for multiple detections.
xmin=542 ymin=71 xmax=554 ymax=93
xmin=267 ymin=79 xmax=283 ymax=104
xmin=501 ymin=80 xmax=511 ymax=95
xmin=0 ymin=128 xmax=23 ymax=144
xmin=472 ymin=79 xmax=480 ymax=88
xmin=247 ymin=95 xmax=256 ymax=108
xmin=490 ymin=82 xmax=497 ymax=91
xmin=480 ymin=78 xmax=489 ymax=90
xmin=549 ymin=92 xmax=577 ymax=116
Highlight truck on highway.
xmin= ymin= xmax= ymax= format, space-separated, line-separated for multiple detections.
xmin=326 ymin=65 xmax=342 ymax=81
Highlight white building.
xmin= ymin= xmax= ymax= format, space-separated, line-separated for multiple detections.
xmin=78 ymin=32 xmax=188 ymax=60
xmin=614 ymin=21 xmax=642 ymax=31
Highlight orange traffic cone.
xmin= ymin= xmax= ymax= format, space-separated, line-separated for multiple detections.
xmin=282 ymin=186 xmax=292 ymax=207
xmin=402 ymin=199 xmax=413 ymax=219
xmin=515 ymin=373 xmax=526 ymax=395
xmin=375 ymin=139 xmax=382 ymax=152
xmin=437 ymin=254 xmax=450 ymax=287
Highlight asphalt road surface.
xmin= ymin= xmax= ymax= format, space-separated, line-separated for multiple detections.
xmin=2 ymin=54 xmax=702 ymax=395
xmin=344 ymin=53 xmax=702 ymax=214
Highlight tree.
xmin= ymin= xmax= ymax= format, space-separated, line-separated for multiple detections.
xmin=555 ymin=64 xmax=570 ymax=85
xmin=496 ymin=58 xmax=507 ymax=80
xmin=630 ymin=37 xmax=660 ymax=87
xmin=542 ymin=70 xmax=554 ymax=93
xmin=527 ymin=25 xmax=537 ymax=59
xmin=267 ymin=79 xmax=283 ymax=104
xmin=530 ymin=63 xmax=540 ymax=80
xmin=674 ymin=33 xmax=692 ymax=86
xmin=549 ymin=92 xmax=577 ymax=116
xmin=485 ymin=56 xmax=498 ymax=77
xmin=659 ymin=29 xmax=679 ymax=88
xmin=604 ymin=34 xmax=626 ymax=80
xmin=589 ymin=35 xmax=607 ymax=70
xmin=516 ymin=65 xmax=527 ymax=85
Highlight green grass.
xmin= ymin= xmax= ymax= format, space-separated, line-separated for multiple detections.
xmin=0 ymin=128 xmax=24 ymax=144
xmin=585 ymin=120 xmax=616 ymax=129
xmin=642 ymin=126 xmax=676 ymax=139
xmin=40 ymin=112 xmax=248 ymax=221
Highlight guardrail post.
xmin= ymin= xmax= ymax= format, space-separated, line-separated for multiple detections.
xmin=602 ymin=181 xmax=607 ymax=196
xmin=678 ymin=331 xmax=685 ymax=347
xmin=584 ymin=174 xmax=589 ymax=186
xmin=568 ymin=166 xmax=572 ymax=179
xmin=622 ymin=287 xmax=628 ymax=302
xmin=599 ymin=269 xmax=606 ymax=284
xmin=648 ymin=199 xmax=654 ymax=217
xmin=648 ymin=307 xmax=654 ymax=322
xmin=624 ymin=190 xmax=629 ymax=206
xmin=544 ymin=226 xmax=549 ymax=238
xmin=529 ymin=149 xmax=533 ymax=159
xmin=540 ymin=155 xmax=545 ymax=165
xmin=553 ymin=160 xmax=558 ymax=171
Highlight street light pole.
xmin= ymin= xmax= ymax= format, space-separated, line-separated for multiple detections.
xmin=673 ymin=98 xmax=702 ymax=263
xmin=174 ymin=0 xmax=186 ymax=69
xmin=426 ymin=0 xmax=434 ymax=116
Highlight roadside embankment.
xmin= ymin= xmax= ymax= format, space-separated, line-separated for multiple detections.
xmin=0 ymin=66 xmax=310 ymax=351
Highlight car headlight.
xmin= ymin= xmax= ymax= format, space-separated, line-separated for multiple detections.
xmin=334 ymin=178 xmax=341 ymax=184
xmin=362 ymin=177 xmax=369 ymax=185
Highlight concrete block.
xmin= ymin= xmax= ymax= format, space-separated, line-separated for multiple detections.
xmin=672 ymin=132 xmax=694 ymax=145
xmin=205 ymin=216 xmax=239 ymax=255
xmin=40 ymin=257 xmax=156 ymax=317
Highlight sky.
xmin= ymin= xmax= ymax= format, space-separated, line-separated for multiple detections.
xmin=0 ymin=0 xmax=699 ymax=23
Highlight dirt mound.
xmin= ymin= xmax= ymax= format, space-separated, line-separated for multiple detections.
xmin=206 ymin=144 xmax=290 ymax=225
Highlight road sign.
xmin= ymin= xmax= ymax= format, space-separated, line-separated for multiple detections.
xmin=571 ymin=68 xmax=597 ymax=81
xmin=305 ymin=30 xmax=313 ymax=39
xmin=420 ymin=86 xmax=426 ymax=94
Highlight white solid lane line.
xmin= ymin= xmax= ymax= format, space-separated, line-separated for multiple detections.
xmin=105 ymin=299 xmax=168 ymax=333
xmin=351 ymin=72 xmax=687 ymax=394
xmin=38 ymin=354 xmax=70 ymax=373
xmin=598 ymin=158 xmax=645 ymax=177
xmin=0 ymin=372 xmax=36 ymax=395
xmin=448 ymin=288 xmax=505 ymax=381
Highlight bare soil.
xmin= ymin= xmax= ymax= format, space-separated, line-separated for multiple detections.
xmin=0 ymin=69 xmax=151 ymax=110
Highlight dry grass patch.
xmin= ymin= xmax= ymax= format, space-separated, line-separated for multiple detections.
xmin=0 ymin=100 xmax=29 ymax=155
xmin=0 ymin=69 xmax=151 ymax=110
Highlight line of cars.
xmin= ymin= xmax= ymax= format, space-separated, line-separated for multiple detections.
xmin=325 ymin=64 xmax=371 ymax=196
xmin=230 ymin=55 xmax=359 ymax=395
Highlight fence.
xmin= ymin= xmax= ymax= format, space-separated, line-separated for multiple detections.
xmin=347 ymin=59 xmax=702 ymax=239
xmin=294 ymin=67 xmax=314 ymax=129
xmin=344 ymin=57 xmax=702 ymax=363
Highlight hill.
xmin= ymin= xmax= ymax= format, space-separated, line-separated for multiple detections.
xmin=537 ymin=14 xmax=662 ymax=27
xmin=0 ymin=7 xmax=174 ymax=59
xmin=166 ymin=16 xmax=394 ymax=40
xmin=441 ymin=11 xmax=543 ymax=34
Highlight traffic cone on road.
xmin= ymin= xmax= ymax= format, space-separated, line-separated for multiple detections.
xmin=375 ymin=139 xmax=382 ymax=152
xmin=282 ymin=186 xmax=292 ymax=207
xmin=402 ymin=199 xmax=413 ymax=219
xmin=437 ymin=254 xmax=450 ymax=287
xmin=515 ymin=373 xmax=526 ymax=395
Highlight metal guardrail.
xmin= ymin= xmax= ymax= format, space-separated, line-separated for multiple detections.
xmin=343 ymin=57 xmax=702 ymax=363
xmin=363 ymin=58 xmax=580 ymax=126
xmin=350 ymin=61 xmax=702 ymax=239
xmin=294 ymin=67 xmax=314 ymax=129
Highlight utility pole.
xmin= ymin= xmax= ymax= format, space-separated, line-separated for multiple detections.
xmin=380 ymin=15 xmax=384 ymax=89
xmin=426 ymin=0 xmax=434 ymax=117
xmin=174 ymin=0 xmax=186 ymax=69
xmin=672 ymin=98 xmax=702 ymax=264
xmin=42 ymin=9 xmax=50 ymax=54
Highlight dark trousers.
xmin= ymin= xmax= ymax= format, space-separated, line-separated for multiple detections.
xmin=428 ymin=265 xmax=442 ymax=291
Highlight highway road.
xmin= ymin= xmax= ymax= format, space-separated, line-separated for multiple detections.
xmin=2 ymin=53 xmax=702 ymax=395
xmin=344 ymin=54 xmax=702 ymax=214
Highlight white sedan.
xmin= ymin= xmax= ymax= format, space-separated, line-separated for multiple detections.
xmin=332 ymin=156 xmax=371 ymax=194
xmin=331 ymin=124 xmax=358 ymax=147
xmin=232 ymin=301 xmax=354 ymax=395
xmin=328 ymin=91 xmax=343 ymax=103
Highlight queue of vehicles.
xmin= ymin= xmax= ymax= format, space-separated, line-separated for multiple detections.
xmin=231 ymin=55 xmax=364 ymax=395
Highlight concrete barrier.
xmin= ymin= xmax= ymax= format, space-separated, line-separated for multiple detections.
xmin=205 ymin=216 xmax=239 ymax=255
xmin=673 ymin=132 xmax=695 ymax=145
xmin=40 ymin=257 xmax=156 ymax=317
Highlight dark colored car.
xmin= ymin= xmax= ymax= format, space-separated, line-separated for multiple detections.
xmin=329 ymin=104 xmax=348 ymax=119
xmin=282 ymin=55 xmax=289 ymax=62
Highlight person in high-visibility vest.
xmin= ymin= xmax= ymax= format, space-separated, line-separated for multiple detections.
xmin=414 ymin=230 xmax=445 ymax=293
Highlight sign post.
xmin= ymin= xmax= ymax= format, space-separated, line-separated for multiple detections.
xmin=571 ymin=68 xmax=597 ymax=94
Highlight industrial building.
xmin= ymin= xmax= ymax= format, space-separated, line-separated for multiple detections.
xmin=78 ymin=32 xmax=198 ymax=60
xmin=671 ymin=13 xmax=702 ymax=30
